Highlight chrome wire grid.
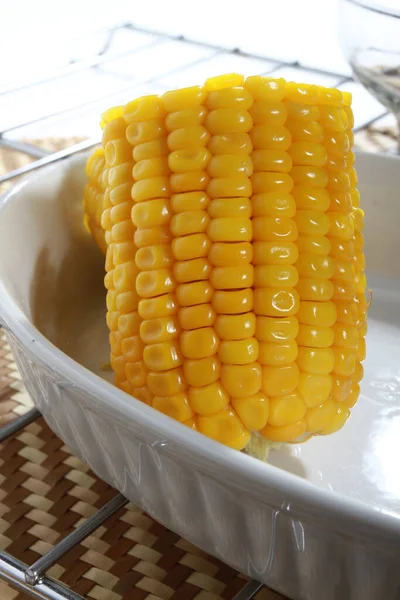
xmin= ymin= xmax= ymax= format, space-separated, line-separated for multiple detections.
xmin=0 ymin=21 xmax=389 ymax=600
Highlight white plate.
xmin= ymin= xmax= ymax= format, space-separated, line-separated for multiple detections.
xmin=0 ymin=151 xmax=399 ymax=600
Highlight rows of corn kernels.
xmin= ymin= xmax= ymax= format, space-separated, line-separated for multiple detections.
xmin=84 ymin=74 xmax=366 ymax=451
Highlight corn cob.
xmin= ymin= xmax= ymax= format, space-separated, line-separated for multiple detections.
xmin=83 ymin=147 xmax=107 ymax=254
xmin=85 ymin=73 xmax=367 ymax=456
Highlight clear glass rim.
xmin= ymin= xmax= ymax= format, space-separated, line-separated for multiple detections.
xmin=345 ymin=0 xmax=400 ymax=19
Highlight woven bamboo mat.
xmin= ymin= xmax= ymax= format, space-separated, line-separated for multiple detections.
xmin=0 ymin=141 xmax=285 ymax=600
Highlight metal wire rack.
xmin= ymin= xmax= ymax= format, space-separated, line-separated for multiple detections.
xmin=0 ymin=20 xmax=391 ymax=600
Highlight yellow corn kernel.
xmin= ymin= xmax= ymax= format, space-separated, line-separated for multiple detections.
xmin=289 ymin=142 xmax=327 ymax=167
xmin=118 ymin=311 xmax=141 ymax=337
xmin=297 ymin=324 xmax=334 ymax=348
xmin=245 ymin=76 xmax=285 ymax=101
xmin=252 ymin=217 xmax=298 ymax=242
xmin=135 ymin=245 xmax=173 ymax=271
xmin=171 ymin=191 xmax=210 ymax=212
xmin=180 ymin=328 xmax=219 ymax=359
xmin=251 ymin=150 xmax=292 ymax=174
xmin=296 ymin=278 xmax=334 ymax=301
xmin=212 ymin=289 xmax=253 ymax=314
xmin=206 ymin=109 xmax=253 ymax=134
xmin=209 ymin=242 xmax=252 ymax=267
xmin=143 ymin=340 xmax=183 ymax=371
xmin=295 ymin=211 xmax=330 ymax=236
xmin=165 ymin=106 xmax=207 ymax=131
xmin=207 ymin=176 xmax=252 ymax=199
xmin=284 ymin=101 xmax=320 ymax=121
xmin=320 ymin=106 xmax=348 ymax=131
xmin=167 ymin=126 xmax=210 ymax=151
xmin=254 ymin=265 xmax=298 ymax=288
xmin=110 ymin=201 xmax=131 ymax=224
xmin=261 ymin=419 xmax=307 ymax=443
xmin=205 ymin=73 xmax=244 ymax=91
xmin=113 ymin=242 xmax=136 ymax=266
xmin=298 ymin=372 xmax=332 ymax=407
xmin=208 ymin=132 xmax=252 ymax=155
xmin=133 ymin=387 xmax=153 ymax=405
xmin=172 ymin=233 xmax=211 ymax=260
xmin=249 ymin=101 xmax=287 ymax=125
xmin=258 ymin=340 xmax=298 ymax=366
xmin=261 ymin=363 xmax=300 ymax=396
xmin=218 ymin=338 xmax=259 ymax=365
xmin=345 ymin=383 xmax=360 ymax=408
xmin=178 ymin=303 xmax=216 ymax=330
xmin=138 ymin=294 xmax=177 ymax=320
xmin=121 ymin=336 xmax=145 ymax=362
xmin=198 ymin=408 xmax=249 ymax=449
xmin=251 ymin=172 xmax=293 ymax=194
xmin=215 ymin=313 xmax=256 ymax=340
xmin=286 ymin=120 xmax=324 ymax=143
xmin=211 ymin=265 xmax=254 ymax=290
xmin=132 ymin=177 xmax=170 ymax=202
xmin=333 ymin=324 xmax=359 ymax=349
xmin=291 ymin=166 xmax=328 ymax=188
xmin=183 ymin=355 xmax=221 ymax=387
xmin=102 ymin=117 xmax=126 ymax=145
xmin=298 ymin=300 xmax=337 ymax=326
xmin=108 ymin=163 xmax=132 ymax=189
xmin=256 ymin=316 xmax=299 ymax=342
xmin=124 ymin=95 xmax=165 ymax=123
xmin=170 ymin=211 xmax=210 ymax=236
xmin=296 ymin=254 xmax=334 ymax=279
xmin=117 ymin=291 xmax=139 ymax=313
xmin=208 ymin=197 xmax=252 ymax=218
xmin=140 ymin=316 xmax=179 ymax=344
xmin=132 ymin=199 xmax=171 ymax=229
xmin=297 ymin=347 xmax=335 ymax=374
xmin=254 ymin=288 xmax=299 ymax=317
xmin=105 ymin=139 xmax=132 ymax=167
xmin=252 ymin=241 xmax=298 ymax=265
xmin=168 ymin=147 xmax=211 ymax=172
xmin=173 ymin=257 xmax=211 ymax=283
xmin=162 ymin=85 xmax=206 ymax=111
xmin=170 ymin=171 xmax=209 ymax=193
xmin=268 ymin=392 xmax=307 ymax=427
xmin=292 ymin=186 xmax=330 ymax=212
xmin=208 ymin=155 xmax=253 ymax=178
xmin=176 ymin=281 xmax=213 ymax=306
xmin=132 ymin=157 xmax=169 ymax=180
xmin=126 ymin=362 xmax=148 ymax=387
xmin=136 ymin=269 xmax=175 ymax=298
xmin=133 ymin=138 xmax=169 ymax=162
xmin=250 ymin=124 xmax=291 ymax=150
xmin=111 ymin=220 xmax=135 ymax=243
xmin=147 ymin=367 xmax=187 ymax=396
xmin=318 ymin=87 xmax=345 ymax=106
xmin=353 ymin=362 xmax=364 ymax=383
xmin=285 ymin=82 xmax=319 ymax=104
xmin=332 ymin=347 xmax=357 ymax=377
xmin=206 ymin=86 xmax=253 ymax=110
xmin=357 ymin=338 xmax=366 ymax=362
xmin=221 ymin=362 xmax=261 ymax=397
xmin=320 ymin=405 xmax=350 ymax=435
xmin=324 ymin=130 xmax=351 ymax=154
xmin=208 ymin=217 xmax=252 ymax=242
xmin=306 ymin=401 xmax=338 ymax=433
xmin=113 ymin=261 xmax=140 ymax=292
xmin=189 ymin=382 xmax=229 ymax=416
xmin=134 ymin=227 xmax=170 ymax=253
xmin=232 ymin=393 xmax=269 ymax=431
xmin=297 ymin=235 xmax=331 ymax=255
xmin=152 ymin=393 xmax=193 ymax=422
xmin=126 ymin=119 xmax=166 ymax=146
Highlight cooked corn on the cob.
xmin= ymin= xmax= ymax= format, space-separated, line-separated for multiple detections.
xmin=83 ymin=147 xmax=107 ymax=254
xmin=84 ymin=73 xmax=367 ymax=456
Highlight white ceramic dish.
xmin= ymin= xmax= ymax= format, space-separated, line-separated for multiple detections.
xmin=0 ymin=151 xmax=399 ymax=600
